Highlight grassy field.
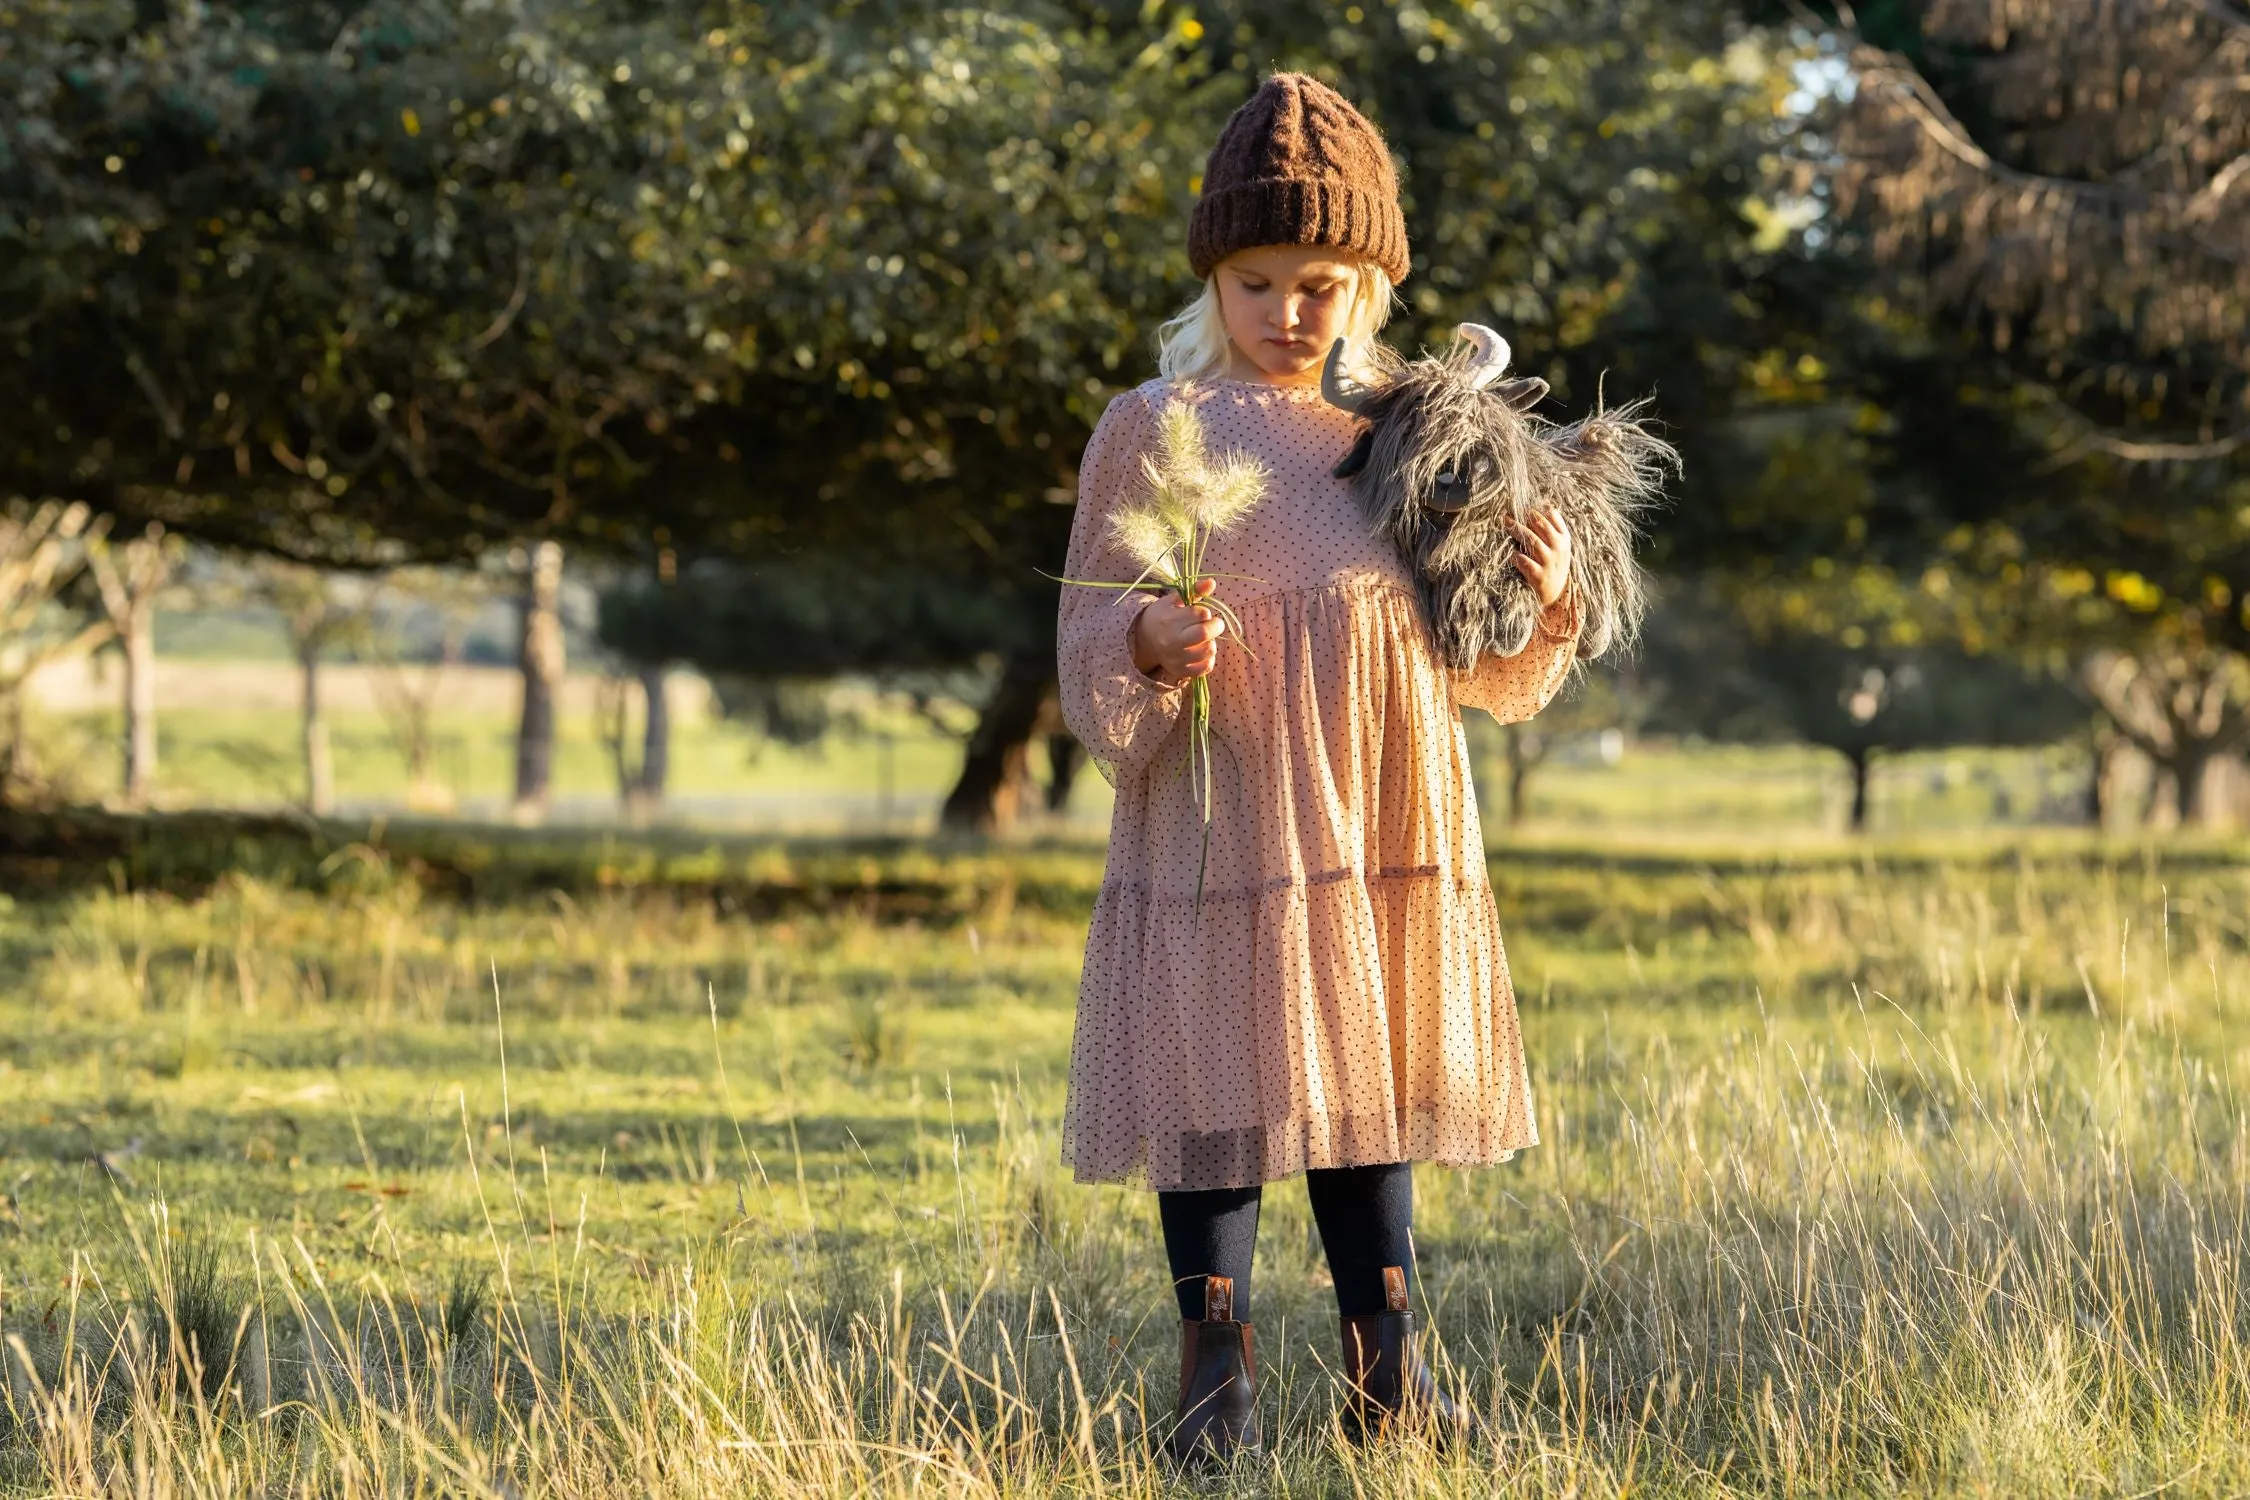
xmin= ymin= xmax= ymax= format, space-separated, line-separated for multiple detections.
xmin=3 ymin=824 xmax=2250 ymax=1494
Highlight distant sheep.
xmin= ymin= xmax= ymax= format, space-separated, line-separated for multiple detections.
xmin=1322 ymin=325 xmax=1673 ymax=669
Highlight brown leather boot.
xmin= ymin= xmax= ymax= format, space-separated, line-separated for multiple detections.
xmin=1339 ymin=1266 xmax=1478 ymax=1444
xmin=1170 ymin=1275 xmax=1261 ymax=1465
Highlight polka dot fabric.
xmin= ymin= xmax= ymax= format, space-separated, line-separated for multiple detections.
xmin=1056 ymin=376 xmax=1581 ymax=1191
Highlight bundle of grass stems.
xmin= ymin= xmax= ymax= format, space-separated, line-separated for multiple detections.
xmin=1056 ymin=402 xmax=1267 ymax=913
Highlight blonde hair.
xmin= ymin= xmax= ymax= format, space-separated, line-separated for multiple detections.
xmin=1155 ymin=260 xmax=1397 ymax=382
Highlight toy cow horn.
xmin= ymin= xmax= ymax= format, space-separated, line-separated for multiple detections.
xmin=1458 ymin=323 xmax=1512 ymax=390
xmin=1321 ymin=338 xmax=1375 ymax=414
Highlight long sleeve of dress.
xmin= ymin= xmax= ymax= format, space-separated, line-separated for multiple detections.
xmin=1056 ymin=390 xmax=1186 ymax=782
xmin=1449 ymin=592 xmax=1582 ymax=724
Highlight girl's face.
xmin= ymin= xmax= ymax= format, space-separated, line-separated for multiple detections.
xmin=1214 ymin=246 xmax=1364 ymax=385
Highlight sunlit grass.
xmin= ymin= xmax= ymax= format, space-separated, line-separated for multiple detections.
xmin=3 ymin=835 xmax=2249 ymax=1493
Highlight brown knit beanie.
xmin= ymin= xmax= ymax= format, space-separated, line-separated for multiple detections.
xmin=1187 ymin=73 xmax=1410 ymax=284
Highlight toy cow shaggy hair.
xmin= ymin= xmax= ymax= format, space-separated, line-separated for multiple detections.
xmin=1322 ymin=325 xmax=1674 ymax=670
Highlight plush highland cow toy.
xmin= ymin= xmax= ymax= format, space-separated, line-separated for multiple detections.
xmin=1321 ymin=325 xmax=1673 ymax=670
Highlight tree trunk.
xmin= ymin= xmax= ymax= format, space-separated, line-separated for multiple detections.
xmin=637 ymin=665 xmax=670 ymax=799
xmin=2142 ymin=764 xmax=2177 ymax=828
xmin=634 ymin=664 xmax=669 ymax=814
xmin=2086 ymin=728 xmax=2120 ymax=829
xmin=2175 ymin=747 xmax=2223 ymax=829
xmin=85 ymin=525 xmax=172 ymax=811
xmin=598 ymin=678 xmax=633 ymax=804
xmin=940 ymin=648 xmax=1054 ymax=835
xmin=1 ymin=692 xmax=33 ymax=801
xmin=121 ymin=607 xmax=157 ymax=808
xmin=1845 ymin=746 xmax=1873 ymax=832
xmin=1044 ymin=731 xmax=1084 ymax=814
xmin=512 ymin=540 xmax=565 ymax=823
xmin=1503 ymin=726 xmax=1544 ymax=825
xmin=2079 ymin=649 xmax=2250 ymax=832
xmin=874 ymin=733 xmax=898 ymax=829
xmin=300 ymin=641 xmax=333 ymax=817
xmin=405 ymin=710 xmax=434 ymax=802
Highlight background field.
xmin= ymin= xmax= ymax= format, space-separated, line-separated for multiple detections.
xmin=23 ymin=649 xmax=2121 ymax=837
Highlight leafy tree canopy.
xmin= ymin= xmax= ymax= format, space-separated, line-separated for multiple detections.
xmin=0 ymin=0 xmax=1214 ymax=569
xmin=4 ymin=0 xmax=1850 ymax=576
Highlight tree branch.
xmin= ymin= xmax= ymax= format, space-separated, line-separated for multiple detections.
xmin=2189 ymin=0 xmax=2250 ymax=35
xmin=119 ymin=345 xmax=185 ymax=441
xmin=2186 ymin=150 xmax=2250 ymax=220
xmin=467 ymin=252 xmax=532 ymax=352
xmin=2044 ymin=420 xmax=2250 ymax=465
xmin=1851 ymin=28 xmax=2250 ymax=213
xmin=84 ymin=541 xmax=134 ymax=625
xmin=1854 ymin=54 xmax=2134 ymax=203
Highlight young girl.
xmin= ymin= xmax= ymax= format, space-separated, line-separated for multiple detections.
xmin=1055 ymin=74 xmax=1579 ymax=1460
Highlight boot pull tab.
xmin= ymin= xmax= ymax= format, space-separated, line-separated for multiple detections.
xmin=1382 ymin=1266 xmax=1409 ymax=1313
xmin=1204 ymin=1275 xmax=1235 ymax=1322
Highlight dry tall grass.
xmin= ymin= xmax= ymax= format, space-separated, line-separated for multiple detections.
xmin=4 ymin=841 xmax=2248 ymax=1495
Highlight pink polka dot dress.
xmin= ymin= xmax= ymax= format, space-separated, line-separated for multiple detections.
xmin=1057 ymin=375 xmax=1581 ymax=1191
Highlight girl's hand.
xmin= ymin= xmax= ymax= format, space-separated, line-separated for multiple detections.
xmin=1131 ymin=577 xmax=1227 ymax=682
xmin=1514 ymin=510 xmax=1573 ymax=609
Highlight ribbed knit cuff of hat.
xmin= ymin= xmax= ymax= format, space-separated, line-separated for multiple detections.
xmin=1188 ymin=178 xmax=1410 ymax=285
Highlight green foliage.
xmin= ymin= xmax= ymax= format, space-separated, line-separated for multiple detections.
xmin=0 ymin=1 xmax=1221 ymax=567
xmin=1 ymin=0 xmax=1830 ymax=568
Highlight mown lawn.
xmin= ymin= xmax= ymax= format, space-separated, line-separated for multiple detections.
xmin=2 ymin=827 xmax=2248 ymax=1495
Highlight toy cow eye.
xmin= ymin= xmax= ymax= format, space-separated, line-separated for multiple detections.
xmin=1427 ymin=452 xmax=1486 ymax=513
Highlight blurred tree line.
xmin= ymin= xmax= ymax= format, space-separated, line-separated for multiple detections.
xmin=1 ymin=0 xmax=2244 ymax=831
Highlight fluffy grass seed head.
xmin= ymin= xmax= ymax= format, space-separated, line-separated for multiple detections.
xmin=1138 ymin=404 xmax=1268 ymax=534
xmin=1106 ymin=505 xmax=1182 ymax=570
xmin=1187 ymin=447 xmax=1266 ymax=530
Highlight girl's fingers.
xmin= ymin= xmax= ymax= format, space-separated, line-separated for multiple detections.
xmin=1157 ymin=579 xmax=1227 ymax=674
xmin=1180 ymin=617 xmax=1223 ymax=645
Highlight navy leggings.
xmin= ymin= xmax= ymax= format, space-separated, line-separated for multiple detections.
xmin=1157 ymin=1161 xmax=1415 ymax=1320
